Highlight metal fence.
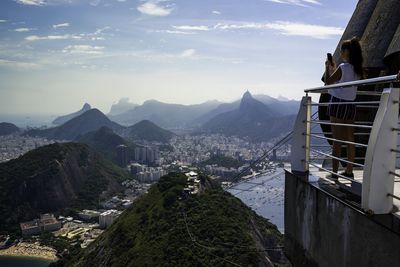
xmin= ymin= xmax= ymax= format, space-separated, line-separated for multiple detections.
xmin=291 ymin=74 xmax=399 ymax=214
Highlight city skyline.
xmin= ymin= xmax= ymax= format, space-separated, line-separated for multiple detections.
xmin=0 ymin=0 xmax=357 ymax=115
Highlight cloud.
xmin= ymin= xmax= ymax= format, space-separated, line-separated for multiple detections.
xmin=15 ymin=28 xmax=32 ymax=32
xmin=153 ymin=21 xmax=343 ymax=39
xmin=62 ymin=45 xmax=105 ymax=54
xmin=53 ymin=23 xmax=70 ymax=29
xmin=214 ymin=21 xmax=343 ymax=39
xmin=15 ymin=0 xmax=46 ymax=5
xmin=0 ymin=59 xmax=40 ymax=70
xmin=25 ymin=34 xmax=82 ymax=41
xmin=14 ymin=0 xmax=74 ymax=5
xmin=262 ymin=21 xmax=342 ymax=39
xmin=180 ymin=49 xmax=196 ymax=58
xmin=212 ymin=10 xmax=221 ymax=15
xmin=137 ymin=1 xmax=173 ymax=16
xmin=0 ymin=20 xmax=7 ymax=23
xmin=149 ymin=29 xmax=196 ymax=35
xmin=172 ymin=25 xmax=210 ymax=31
xmin=264 ymin=0 xmax=321 ymax=7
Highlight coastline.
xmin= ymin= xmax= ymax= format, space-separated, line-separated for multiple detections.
xmin=0 ymin=242 xmax=58 ymax=262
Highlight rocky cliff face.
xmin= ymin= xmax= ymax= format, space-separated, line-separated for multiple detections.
xmin=0 ymin=142 xmax=129 ymax=231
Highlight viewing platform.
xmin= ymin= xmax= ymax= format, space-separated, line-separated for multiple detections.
xmin=285 ymin=74 xmax=400 ymax=266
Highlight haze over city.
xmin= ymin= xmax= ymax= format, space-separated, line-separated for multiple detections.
xmin=0 ymin=0 xmax=357 ymax=115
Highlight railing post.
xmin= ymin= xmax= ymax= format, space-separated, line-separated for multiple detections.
xmin=291 ymin=96 xmax=311 ymax=175
xmin=362 ymin=87 xmax=399 ymax=214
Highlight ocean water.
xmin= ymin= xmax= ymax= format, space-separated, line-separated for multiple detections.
xmin=0 ymin=256 xmax=51 ymax=267
xmin=228 ymin=169 xmax=285 ymax=232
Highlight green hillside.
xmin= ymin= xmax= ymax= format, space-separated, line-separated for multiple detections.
xmin=57 ymin=173 xmax=287 ymax=266
xmin=0 ymin=142 xmax=129 ymax=233
xmin=200 ymin=155 xmax=243 ymax=169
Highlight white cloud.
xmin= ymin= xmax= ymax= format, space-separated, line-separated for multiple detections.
xmin=25 ymin=34 xmax=82 ymax=41
xmin=0 ymin=20 xmax=7 ymax=23
xmin=15 ymin=0 xmax=46 ymax=5
xmin=212 ymin=10 xmax=221 ymax=15
xmin=62 ymin=45 xmax=105 ymax=54
xmin=53 ymin=23 xmax=70 ymax=29
xmin=15 ymin=28 xmax=32 ymax=32
xmin=180 ymin=49 xmax=196 ymax=58
xmin=263 ymin=21 xmax=342 ymax=39
xmin=153 ymin=21 xmax=343 ymax=39
xmin=264 ymin=0 xmax=321 ymax=7
xmin=173 ymin=25 xmax=210 ymax=31
xmin=149 ymin=29 xmax=196 ymax=35
xmin=0 ymin=59 xmax=40 ymax=70
xmin=214 ymin=21 xmax=343 ymax=39
xmin=14 ymin=0 xmax=74 ymax=5
xmin=137 ymin=1 xmax=173 ymax=16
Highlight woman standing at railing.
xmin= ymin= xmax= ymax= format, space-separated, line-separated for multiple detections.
xmin=324 ymin=38 xmax=364 ymax=179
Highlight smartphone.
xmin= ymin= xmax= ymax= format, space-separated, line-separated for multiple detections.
xmin=327 ymin=53 xmax=333 ymax=64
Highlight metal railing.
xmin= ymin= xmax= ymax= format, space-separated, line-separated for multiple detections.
xmin=291 ymin=74 xmax=400 ymax=214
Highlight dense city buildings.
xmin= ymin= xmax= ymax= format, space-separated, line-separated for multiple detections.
xmin=164 ymin=134 xmax=290 ymax=166
xmin=0 ymin=134 xmax=59 ymax=162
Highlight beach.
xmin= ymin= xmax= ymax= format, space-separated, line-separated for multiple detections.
xmin=0 ymin=242 xmax=58 ymax=262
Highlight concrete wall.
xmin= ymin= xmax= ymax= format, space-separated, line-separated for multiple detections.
xmin=284 ymin=170 xmax=400 ymax=267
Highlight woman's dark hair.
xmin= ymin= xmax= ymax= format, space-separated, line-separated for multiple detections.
xmin=341 ymin=37 xmax=364 ymax=78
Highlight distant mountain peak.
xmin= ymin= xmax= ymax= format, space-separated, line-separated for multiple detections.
xmin=52 ymin=102 xmax=93 ymax=125
xmin=108 ymin=98 xmax=138 ymax=116
xmin=240 ymin=90 xmax=258 ymax=111
xmin=82 ymin=103 xmax=91 ymax=110
xmin=243 ymin=90 xmax=253 ymax=99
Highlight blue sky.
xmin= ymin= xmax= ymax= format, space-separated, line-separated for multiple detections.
xmin=0 ymin=0 xmax=357 ymax=115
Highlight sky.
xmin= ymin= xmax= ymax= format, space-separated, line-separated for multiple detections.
xmin=0 ymin=0 xmax=358 ymax=115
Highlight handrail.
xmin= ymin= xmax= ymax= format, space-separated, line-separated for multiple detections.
xmin=304 ymin=74 xmax=397 ymax=93
xmin=291 ymin=75 xmax=400 ymax=215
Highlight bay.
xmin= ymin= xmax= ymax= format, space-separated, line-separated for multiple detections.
xmin=0 ymin=256 xmax=51 ymax=267
xmin=227 ymin=169 xmax=285 ymax=232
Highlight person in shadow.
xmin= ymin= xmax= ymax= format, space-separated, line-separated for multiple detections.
xmin=324 ymin=37 xmax=364 ymax=180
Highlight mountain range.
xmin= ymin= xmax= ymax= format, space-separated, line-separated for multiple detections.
xmin=23 ymin=91 xmax=299 ymax=143
xmin=52 ymin=103 xmax=91 ymax=126
xmin=200 ymin=91 xmax=296 ymax=141
xmin=194 ymin=94 xmax=299 ymax=125
xmin=0 ymin=142 xmax=129 ymax=232
xmin=55 ymin=173 xmax=287 ymax=266
xmin=109 ymin=99 xmax=223 ymax=128
xmin=110 ymin=95 xmax=299 ymax=129
xmin=25 ymin=109 xmax=175 ymax=143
